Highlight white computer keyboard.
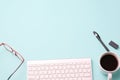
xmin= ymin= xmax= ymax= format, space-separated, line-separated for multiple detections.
xmin=27 ymin=58 xmax=92 ymax=80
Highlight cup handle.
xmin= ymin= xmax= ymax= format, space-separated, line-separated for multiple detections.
xmin=108 ymin=73 xmax=112 ymax=80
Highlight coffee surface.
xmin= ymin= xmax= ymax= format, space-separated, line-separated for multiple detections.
xmin=100 ymin=54 xmax=118 ymax=71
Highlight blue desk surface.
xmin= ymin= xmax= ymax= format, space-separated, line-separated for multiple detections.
xmin=1 ymin=0 xmax=120 ymax=80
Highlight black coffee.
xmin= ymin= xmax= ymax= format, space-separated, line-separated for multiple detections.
xmin=100 ymin=54 xmax=118 ymax=71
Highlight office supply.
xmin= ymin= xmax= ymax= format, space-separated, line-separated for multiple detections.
xmin=109 ymin=41 xmax=119 ymax=49
xmin=93 ymin=31 xmax=110 ymax=52
xmin=93 ymin=31 xmax=120 ymax=80
xmin=27 ymin=58 xmax=92 ymax=80
xmin=0 ymin=43 xmax=24 ymax=80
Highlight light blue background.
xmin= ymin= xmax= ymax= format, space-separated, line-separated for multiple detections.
xmin=0 ymin=0 xmax=120 ymax=80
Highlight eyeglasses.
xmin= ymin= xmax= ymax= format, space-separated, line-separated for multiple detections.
xmin=0 ymin=43 xmax=24 ymax=80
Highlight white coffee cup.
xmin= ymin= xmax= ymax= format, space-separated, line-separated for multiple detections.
xmin=99 ymin=52 xmax=120 ymax=80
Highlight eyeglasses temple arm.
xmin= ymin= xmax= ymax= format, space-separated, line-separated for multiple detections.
xmin=7 ymin=60 xmax=24 ymax=80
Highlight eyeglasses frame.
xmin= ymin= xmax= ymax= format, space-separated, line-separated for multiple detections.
xmin=0 ymin=43 xmax=24 ymax=80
